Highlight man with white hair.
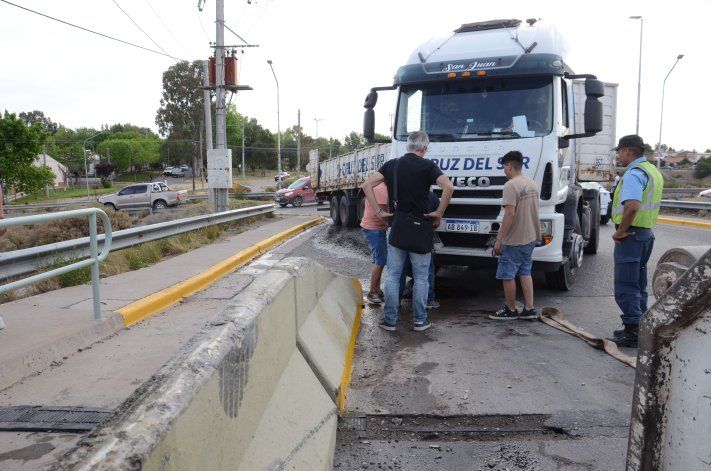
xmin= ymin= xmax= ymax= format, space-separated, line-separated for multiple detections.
xmin=362 ymin=131 xmax=454 ymax=332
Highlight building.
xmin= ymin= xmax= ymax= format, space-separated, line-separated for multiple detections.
xmin=34 ymin=154 xmax=68 ymax=188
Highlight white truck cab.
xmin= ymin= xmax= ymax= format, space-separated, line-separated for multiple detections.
xmin=314 ymin=19 xmax=616 ymax=290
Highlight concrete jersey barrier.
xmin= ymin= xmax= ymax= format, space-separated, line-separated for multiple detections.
xmin=52 ymin=257 xmax=362 ymax=470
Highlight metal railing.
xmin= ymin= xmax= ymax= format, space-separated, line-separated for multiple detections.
xmin=0 ymin=208 xmax=113 ymax=321
xmin=0 ymin=204 xmax=274 ymax=280
xmin=660 ymin=199 xmax=711 ymax=210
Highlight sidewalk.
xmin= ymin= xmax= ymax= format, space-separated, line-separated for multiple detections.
xmin=0 ymin=215 xmax=321 ymax=470
xmin=0 ymin=215 xmax=319 ymax=391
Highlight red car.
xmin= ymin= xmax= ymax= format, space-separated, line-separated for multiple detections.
xmin=275 ymin=177 xmax=316 ymax=207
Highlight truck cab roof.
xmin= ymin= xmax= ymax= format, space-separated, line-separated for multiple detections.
xmin=396 ymin=19 xmax=571 ymax=85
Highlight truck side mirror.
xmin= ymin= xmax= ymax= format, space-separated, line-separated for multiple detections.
xmin=364 ymin=108 xmax=375 ymax=141
xmin=364 ymin=91 xmax=378 ymax=108
xmin=583 ymin=79 xmax=604 ymax=134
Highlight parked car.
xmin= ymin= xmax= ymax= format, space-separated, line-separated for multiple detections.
xmin=170 ymin=167 xmax=187 ymax=178
xmin=162 ymin=167 xmax=175 ymax=176
xmin=99 ymin=183 xmax=184 ymax=211
xmin=274 ymin=171 xmax=290 ymax=182
xmin=275 ymin=177 xmax=317 ymax=207
xmin=581 ymin=182 xmax=612 ymax=224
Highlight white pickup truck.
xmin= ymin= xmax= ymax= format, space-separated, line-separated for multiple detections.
xmin=98 ymin=183 xmax=185 ymax=211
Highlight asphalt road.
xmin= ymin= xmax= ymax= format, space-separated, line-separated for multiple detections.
xmin=281 ymin=204 xmax=709 ymax=470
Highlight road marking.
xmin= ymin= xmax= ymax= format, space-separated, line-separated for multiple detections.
xmin=117 ymin=217 xmax=325 ymax=326
xmin=338 ymin=278 xmax=364 ymax=415
xmin=657 ymin=217 xmax=711 ymax=230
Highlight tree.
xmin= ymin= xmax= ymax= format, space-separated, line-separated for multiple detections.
xmin=18 ymin=110 xmax=58 ymax=134
xmin=343 ymin=132 xmax=367 ymax=152
xmin=156 ymin=61 xmax=204 ymax=139
xmin=0 ymin=113 xmax=55 ymax=193
xmin=695 ymin=157 xmax=711 ymax=179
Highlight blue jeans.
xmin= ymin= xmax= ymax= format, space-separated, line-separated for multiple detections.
xmin=384 ymin=243 xmax=431 ymax=325
xmin=401 ymin=255 xmax=436 ymax=302
xmin=614 ymin=228 xmax=654 ymax=325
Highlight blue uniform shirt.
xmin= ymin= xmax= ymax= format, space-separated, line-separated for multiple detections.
xmin=619 ymin=156 xmax=649 ymax=204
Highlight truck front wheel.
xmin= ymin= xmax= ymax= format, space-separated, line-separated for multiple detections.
xmin=153 ymin=200 xmax=168 ymax=210
xmin=546 ymin=217 xmax=582 ymax=291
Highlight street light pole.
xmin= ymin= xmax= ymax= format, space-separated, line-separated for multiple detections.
xmin=656 ymin=54 xmax=684 ymax=169
xmin=267 ymin=59 xmax=282 ymax=190
xmin=83 ymin=131 xmax=103 ymax=203
xmin=630 ymin=16 xmax=643 ymax=135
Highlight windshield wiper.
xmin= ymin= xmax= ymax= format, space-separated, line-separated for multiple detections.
xmin=426 ymin=133 xmax=457 ymax=142
xmin=469 ymin=131 xmax=521 ymax=138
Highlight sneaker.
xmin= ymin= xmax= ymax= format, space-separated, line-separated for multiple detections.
xmin=413 ymin=319 xmax=432 ymax=331
xmin=518 ymin=307 xmax=538 ymax=320
xmin=426 ymin=299 xmax=440 ymax=309
xmin=489 ymin=306 xmax=519 ymax=321
xmin=378 ymin=319 xmax=396 ymax=332
xmin=366 ymin=292 xmax=383 ymax=304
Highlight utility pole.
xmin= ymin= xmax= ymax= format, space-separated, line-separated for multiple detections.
xmin=630 ymin=16 xmax=643 ymax=135
xmin=202 ymin=61 xmax=214 ymax=157
xmin=213 ymin=0 xmax=228 ymax=212
xmin=199 ymin=125 xmax=205 ymax=189
xmin=297 ymin=109 xmax=301 ymax=173
xmin=241 ymin=120 xmax=246 ymax=178
xmin=43 ymin=146 xmax=49 ymax=197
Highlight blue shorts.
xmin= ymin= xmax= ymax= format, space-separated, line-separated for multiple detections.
xmin=362 ymin=229 xmax=387 ymax=266
xmin=496 ymin=242 xmax=536 ymax=280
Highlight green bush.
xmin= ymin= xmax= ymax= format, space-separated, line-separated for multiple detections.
xmin=101 ymin=178 xmax=112 ymax=188
xmin=694 ymin=157 xmax=711 ymax=179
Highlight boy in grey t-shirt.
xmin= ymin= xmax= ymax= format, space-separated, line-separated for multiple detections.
xmin=490 ymin=151 xmax=541 ymax=321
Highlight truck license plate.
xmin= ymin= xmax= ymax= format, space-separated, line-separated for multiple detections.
xmin=445 ymin=219 xmax=479 ymax=233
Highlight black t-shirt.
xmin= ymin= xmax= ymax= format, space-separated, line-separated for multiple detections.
xmin=379 ymin=153 xmax=443 ymax=215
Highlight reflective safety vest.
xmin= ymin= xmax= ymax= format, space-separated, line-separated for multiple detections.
xmin=611 ymin=161 xmax=664 ymax=227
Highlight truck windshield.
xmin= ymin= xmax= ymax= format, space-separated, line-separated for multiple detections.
xmin=395 ymin=77 xmax=553 ymax=141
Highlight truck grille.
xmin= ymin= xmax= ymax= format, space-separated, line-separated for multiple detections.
xmin=434 ymin=189 xmax=503 ymax=199
xmin=443 ymin=204 xmax=501 ymax=220
xmin=439 ymin=232 xmax=493 ymax=249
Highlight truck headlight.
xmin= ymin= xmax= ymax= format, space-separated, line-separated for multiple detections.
xmin=540 ymin=220 xmax=553 ymax=246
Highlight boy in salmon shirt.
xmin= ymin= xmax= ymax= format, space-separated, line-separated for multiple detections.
xmin=360 ymin=182 xmax=389 ymax=304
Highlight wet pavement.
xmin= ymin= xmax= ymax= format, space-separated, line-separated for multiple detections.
xmin=287 ymin=218 xmax=711 ymax=470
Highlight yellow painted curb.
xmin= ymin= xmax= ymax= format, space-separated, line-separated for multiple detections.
xmin=658 ymin=217 xmax=711 ymax=230
xmin=338 ymin=278 xmax=364 ymax=415
xmin=118 ymin=217 xmax=325 ymax=326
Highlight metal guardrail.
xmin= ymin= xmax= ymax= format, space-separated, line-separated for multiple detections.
xmin=3 ymin=192 xmax=276 ymax=212
xmin=0 ymin=204 xmax=274 ymax=281
xmin=0 ymin=208 xmax=113 ymax=321
xmin=660 ymin=199 xmax=711 ymax=210
xmin=662 ymin=187 xmax=708 ymax=195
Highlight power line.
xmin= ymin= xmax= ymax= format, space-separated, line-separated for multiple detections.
xmin=197 ymin=10 xmax=212 ymax=43
xmin=111 ymin=0 xmax=170 ymax=58
xmin=143 ymin=0 xmax=188 ymax=55
xmin=0 ymin=0 xmax=184 ymax=61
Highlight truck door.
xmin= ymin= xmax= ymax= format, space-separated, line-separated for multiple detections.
xmin=131 ymin=185 xmax=149 ymax=208
xmin=116 ymin=186 xmax=134 ymax=209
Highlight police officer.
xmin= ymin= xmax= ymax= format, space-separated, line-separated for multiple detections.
xmin=610 ymin=135 xmax=664 ymax=348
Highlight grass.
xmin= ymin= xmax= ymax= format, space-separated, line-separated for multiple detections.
xmin=0 ymin=201 xmax=272 ymax=303
xmin=12 ymin=186 xmax=125 ymax=204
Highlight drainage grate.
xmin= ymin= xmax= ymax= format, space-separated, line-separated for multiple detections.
xmin=0 ymin=406 xmax=112 ymax=433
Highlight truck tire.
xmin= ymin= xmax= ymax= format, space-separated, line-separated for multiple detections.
xmin=546 ymin=217 xmax=582 ymax=291
xmin=584 ymin=196 xmax=600 ymax=255
xmin=330 ymin=195 xmax=342 ymax=225
xmin=152 ymin=200 xmax=168 ymax=210
xmin=357 ymin=196 xmax=366 ymax=223
xmin=339 ymin=193 xmax=357 ymax=227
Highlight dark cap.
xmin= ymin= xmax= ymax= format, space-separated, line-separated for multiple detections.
xmin=613 ymin=135 xmax=645 ymax=152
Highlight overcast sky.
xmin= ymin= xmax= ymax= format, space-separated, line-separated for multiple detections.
xmin=1 ymin=0 xmax=708 ymax=151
